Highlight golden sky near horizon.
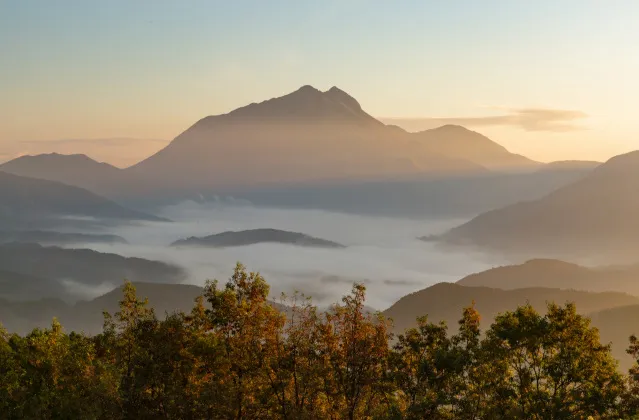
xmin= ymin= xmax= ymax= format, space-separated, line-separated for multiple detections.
xmin=2 ymin=1 xmax=639 ymax=166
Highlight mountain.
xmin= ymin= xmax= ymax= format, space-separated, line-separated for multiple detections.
xmin=456 ymin=259 xmax=639 ymax=295
xmin=0 ymin=152 xmax=122 ymax=188
xmin=0 ymin=243 xmax=187 ymax=301
xmin=412 ymin=125 xmax=539 ymax=170
xmin=537 ymin=160 xmax=601 ymax=172
xmin=124 ymin=86 xmax=486 ymax=194
xmin=438 ymin=150 xmax=639 ymax=258
xmin=0 ymin=282 xmax=287 ymax=336
xmin=171 ymin=228 xmax=345 ymax=249
xmin=0 ymin=153 xmax=152 ymax=201
xmin=0 ymin=270 xmax=52 ymax=301
xmin=589 ymin=304 xmax=639 ymax=371
xmin=382 ymin=281 xmax=639 ymax=371
xmin=383 ymin=282 xmax=639 ymax=335
xmin=0 ymin=170 xmax=164 ymax=228
xmin=0 ymin=230 xmax=127 ymax=246
xmin=0 ymin=282 xmax=204 ymax=335
xmin=238 ymin=169 xmax=592 ymax=219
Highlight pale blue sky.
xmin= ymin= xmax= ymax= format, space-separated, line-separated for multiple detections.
xmin=1 ymin=1 xmax=639 ymax=164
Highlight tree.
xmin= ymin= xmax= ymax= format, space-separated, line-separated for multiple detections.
xmin=483 ymin=303 xmax=623 ymax=419
xmin=390 ymin=316 xmax=453 ymax=419
xmin=315 ymin=284 xmax=393 ymax=419
xmin=203 ymin=262 xmax=285 ymax=418
xmin=100 ymin=281 xmax=157 ymax=418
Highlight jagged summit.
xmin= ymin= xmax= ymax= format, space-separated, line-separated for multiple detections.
xmin=193 ymin=85 xmax=379 ymax=125
xmin=324 ymin=86 xmax=363 ymax=112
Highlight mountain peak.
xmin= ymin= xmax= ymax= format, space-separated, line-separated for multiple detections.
xmin=296 ymin=84 xmax=321 ymax=93
xmin=324 ymin=86 xmax=362 ymax=112
xmin=435 ymin=124 xmax=472 ymax=132
xmin=200 ymin=85 xmax=379 ymax=125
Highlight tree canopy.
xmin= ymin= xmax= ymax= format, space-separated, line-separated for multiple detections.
xmin=1 ymin=263 xmax=638 ymax=419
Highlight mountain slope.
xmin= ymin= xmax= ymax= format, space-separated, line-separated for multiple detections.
xmin=0 ymin=243 xmax=187 ymax=301
xmin=0 ymin=153 xmax=127 ymax=197
xmin=0 ymin=282 xmax=287 ymax=335
xmin=439 ymin=150 xmax=639 ymax=257
xmin=125 ymin=86 xmax=485 ymax=193
xmin=383 ymin=282 xmax=639 ymax=338
xmin=412 ymin=125 xmax=539 ymax=170
xmin=456 ymin=258 xmax=639 ymax=295
xmin=0 ymin=230 xmax=127 ymax=246
xmin=0 ymin=170 xmax=163 ymax=227
xmin=382 ymin=281 xmax=639 ymax=371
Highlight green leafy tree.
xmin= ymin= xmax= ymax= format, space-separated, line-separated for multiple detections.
xmin=483 ymin=303 xmax=623 ymax=419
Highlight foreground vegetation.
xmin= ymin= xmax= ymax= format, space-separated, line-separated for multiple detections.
xmin=1 ymin=264 xmax=639 ymax=419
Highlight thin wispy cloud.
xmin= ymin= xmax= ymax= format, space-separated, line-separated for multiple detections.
xmin=381 ymin=108 xmax=588 ymax=133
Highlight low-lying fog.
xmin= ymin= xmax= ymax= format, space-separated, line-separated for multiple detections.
xmin=85 ymin=202 xmax=505 ymax=310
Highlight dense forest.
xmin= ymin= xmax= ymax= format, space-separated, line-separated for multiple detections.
xmin=1 ymin=264 xmax=639 ymax=419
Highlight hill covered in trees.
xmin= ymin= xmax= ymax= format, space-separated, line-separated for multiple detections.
xmin=2 ymin=264 xmax=639 ymax=419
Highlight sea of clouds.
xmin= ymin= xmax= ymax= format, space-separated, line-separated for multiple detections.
xmin=86 ymin=202 xmax=506 ymax=310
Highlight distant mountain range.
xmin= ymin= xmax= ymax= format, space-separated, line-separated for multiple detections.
xmin=171 ymin=228 xmax=345 ymax=249
xmin=382 ymin=281 xmax=639 ymax=370
xmin=0 ymin=153 xmax=127 ymax=198
xmin=0 ymin=282 xmax=204 ymax=335
xmin=3 ymin=277 xmax=637 ymax=369
xmin=439 ymin=150 xmax=639 ymax=258
xmin=0 ymin=85 xmax=600 ymax=218
xmin=0 ymin=243 xmax=187 ymax=301
xmin=456 ymin=259 xmax=639 ymax=295
xmin=0 ymin=170 xmax=164 ymax=229
xmin=0 ymin=230 xmax=127 ymax=246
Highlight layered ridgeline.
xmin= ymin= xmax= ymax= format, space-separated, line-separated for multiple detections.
xmin=438 ymin=150 xmax=639 ymax=258
xmin=383 ymin=282 xmax=639 ymax=370
xmin=1 ymin=87 xmax=555 ymax=197
xmin=0 ymin=283 xmax=203 ymax=335
xmin=456 ymin=258 xmax=639 ymax=295
xmin=0 ymin=86 xmax=600 ymax=218
xmin=0 ymin=243 xmax=187 ymax=302
xmin=0 ymin=170 xmax=164 ymax=229
xmin=171 ymin=228 xmax=345 ymax=249
xmin=411 ymin=124 xmax=537 ymax=170
xmin=4 ymin=261 xmax=639 ymax=370
xmin=0 ymin=230 xmax=127 ymax=246
xmin=0 ymin=153 xmax=126 ymax=198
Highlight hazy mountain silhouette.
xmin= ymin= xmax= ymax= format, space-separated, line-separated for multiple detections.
xmin=0 ymin=170 xmax=164 ymax=228
xmin=0 ymin=87 xmax=592 ymax=219
xmin=537 ymin=160 xmax=601 ymax=172
xmin=439 ymin=150 xmax=639 ymax=257
xmin=383 ymin=282 xmax=639 ymax=335
xmin=412 ymin=125 xmax=538 ymax=170
xmin=125 ymin=85 xmax=486 ymax=193
xmin=0 ymin=230 xmax=127 ymax=246
xmin=0 ymin=282 xmax=203 ymax=335
xmin=383 ymin=281 xmax=639 ymax=371
xmin=0 ymin=282 xmax=288 ymax=336
xmin=0 ymin=153 xmax=127 ymax=197
xmin=239 ymin=168 xmax=593 ymax=219
xmin=171 ymin=228 xmax=345 ymax=249
xmin=456 ymin=258 xmax=639 ymax=296
xmin=0 ymin=243 xmax=187 ymax=301
xmin=589 ymin=304 xmax=639 ymax=371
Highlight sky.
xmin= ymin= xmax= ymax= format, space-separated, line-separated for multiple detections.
xmin=1 ymin=1 xmax=639 ymax=166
